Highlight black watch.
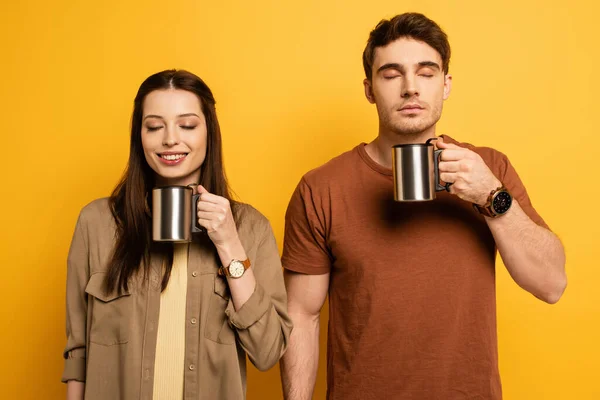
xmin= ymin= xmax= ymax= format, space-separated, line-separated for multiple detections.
xmin=473 ymin=186 xmax=512 ymax=217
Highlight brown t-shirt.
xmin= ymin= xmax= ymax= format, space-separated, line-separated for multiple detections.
xmin=282 ymin=135 xmax=548 ymax=400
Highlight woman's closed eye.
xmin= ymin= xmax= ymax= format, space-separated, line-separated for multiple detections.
xmin=180 ymin=125 xmax=197 ymax=130
xmin=146 ymin=125 xmax=164 ymax=132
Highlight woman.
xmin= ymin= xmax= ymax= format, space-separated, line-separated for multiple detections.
xmin=62 ymin=70 xmax=292 ymax=400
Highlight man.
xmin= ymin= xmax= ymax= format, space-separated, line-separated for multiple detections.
xmin=279 ymin=12 xmax=566 ymax=400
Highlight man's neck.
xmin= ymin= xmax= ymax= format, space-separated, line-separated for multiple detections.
xmin=365 ymin=127 xmax=439 ymax=169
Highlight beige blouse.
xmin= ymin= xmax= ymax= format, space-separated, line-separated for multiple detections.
xmin=61 ymin=198 xmax=293 ymax=400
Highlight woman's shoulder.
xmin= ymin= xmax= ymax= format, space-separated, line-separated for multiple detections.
xmin=77 ymin=197 xmax=113 ymax=227
xmin=234 ymin=202 xmax=272 ymax=238
xmin=79 ymin=197 xmax=111 ymax=217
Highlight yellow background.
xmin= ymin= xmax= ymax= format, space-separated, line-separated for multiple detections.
xmin=0 ymin=0 xmax=598 ymax=399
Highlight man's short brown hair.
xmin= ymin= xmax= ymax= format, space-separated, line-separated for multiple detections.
xmin=362 ymin=13 xmax=451 ymax=80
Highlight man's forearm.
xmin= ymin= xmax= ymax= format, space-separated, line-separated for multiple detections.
xmin=487 ymin=200 xmax=567 ymax=303
xmin=280 ymin=315 xmax=320 ymax=400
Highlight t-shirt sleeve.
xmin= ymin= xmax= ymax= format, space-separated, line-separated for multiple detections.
xmin=500 ymin=154 xmax=550 ymax=230
xmin=282 ymin=177 xmax=332 ymax=275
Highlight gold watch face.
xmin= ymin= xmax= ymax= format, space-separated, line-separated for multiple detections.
xmin=229 ymin=260 xmax=245 ymax=278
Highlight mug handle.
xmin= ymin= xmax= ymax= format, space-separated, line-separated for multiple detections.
xmin=427 ymin=138 xmax=449 ymax=192
xmin=433 ymin=149 xmax=447 ymax=192
xmin=191 ymin=193 xmax=204 ymax=233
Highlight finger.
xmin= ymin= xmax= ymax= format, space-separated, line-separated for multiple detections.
xmin=197 ymin=201 xmax=226 ymax=213
xmin=195 ymin=217 xmax=213 ymax=231
xmin=436 ymin=140 xmax=462 ymax=150
xmin=197 ymin=185 xmax=209 ymax=195
xmin=196 ymin=211 xmax=224 ymax=221
xmin=438 ymin=160 xmax=461 ymax=172
xmin=440 ymin=149 xmax=467 ymax=161
xmin=197 ymin=216 xmax=226 ymax=231
xmin=196 ymin=185 xmax=222 ymax=204
xmin=439 ymin=172 xmax=457 ymax=183
xmin=198 ymin=191 xmax=224 ymax=205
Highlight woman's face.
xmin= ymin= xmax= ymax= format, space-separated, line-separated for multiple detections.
xmin=141 ymin=89 xmax=208 ymax=186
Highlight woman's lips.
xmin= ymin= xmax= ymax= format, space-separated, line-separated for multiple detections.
xmin=157 ymin=153 xmax=188 ymax=165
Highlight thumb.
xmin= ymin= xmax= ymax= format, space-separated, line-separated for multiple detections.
xmin=197 ymin=185 xmax=209 ymax=194
xmin=435 ymin=136 xmax=460 ymax=150
xmin=435 ymin=136 xmax=448 ymax=148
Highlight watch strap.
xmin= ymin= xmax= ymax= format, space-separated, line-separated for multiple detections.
xmin=473 ymin=186 xmax=506 ymax=217
xmin=218 ymin=258 xmax=251 ymax=277
xmin=473 ymin=202 xmax=496 ymax=217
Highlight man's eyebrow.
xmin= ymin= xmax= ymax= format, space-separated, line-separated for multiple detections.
xmin=418 ymin=61 xmax=441 ymax=70
xmin=377 ymin=63 xmax=403 ymax=73
xmin=376 ymin=61 xmax=441 ymax=73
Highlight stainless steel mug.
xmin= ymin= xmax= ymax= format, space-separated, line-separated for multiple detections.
xmin=152 ymin=185 xmax=202 ymax=242
xmin=392 ymin=137 xmax=448 ymax=201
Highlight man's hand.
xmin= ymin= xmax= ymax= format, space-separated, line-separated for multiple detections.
xmin=437 ymin=137 xmax=502 ymax=205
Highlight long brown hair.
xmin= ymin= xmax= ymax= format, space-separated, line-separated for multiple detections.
xmin=106 ymin=69 xmax=235 ymax=294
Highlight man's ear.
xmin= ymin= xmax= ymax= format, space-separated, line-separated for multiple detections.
xmin=443 ymin=74 xmax=452 ymax=100
xmin=364 ymin=78 xmax=375 ymax=104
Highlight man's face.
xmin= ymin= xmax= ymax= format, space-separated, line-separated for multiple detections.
xmin=364 ymin=37 xmax=452 ymax=136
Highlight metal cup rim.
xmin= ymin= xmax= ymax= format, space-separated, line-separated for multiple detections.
xmin=392 ymin=143 xmax=434 ymax=148
xmin=152 ymin=185 xmax=194 ymax=191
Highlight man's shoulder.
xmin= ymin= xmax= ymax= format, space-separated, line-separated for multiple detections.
xmin=301 ymin=144 xmax=362 ymax=187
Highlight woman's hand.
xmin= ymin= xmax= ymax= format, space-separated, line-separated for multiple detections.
xmin=196 ymin=185 xmax=239 ymax=247
xmin=196 ymin=185 xmax=256 ymax=310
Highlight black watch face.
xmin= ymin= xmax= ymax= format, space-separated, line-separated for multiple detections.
xmin=492 ymin=191 xmax=512 ymax=214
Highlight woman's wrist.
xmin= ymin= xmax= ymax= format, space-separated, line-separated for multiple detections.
xmin=214 ymin=234 xmax=247 ymax=266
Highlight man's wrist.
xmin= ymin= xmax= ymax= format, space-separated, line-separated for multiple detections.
xmin=477 ymin=179 xmax=502 ymax=205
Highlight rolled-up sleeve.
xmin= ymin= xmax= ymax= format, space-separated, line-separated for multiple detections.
xmin=224 ymin=219 xmax=293 ymax=371
xmin=61 ymin=214 xmax=89 ymax=383
xmin=500 ymin=154 xmax=550 ymax=230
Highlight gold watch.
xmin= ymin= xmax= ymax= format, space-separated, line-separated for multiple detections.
xmin=218 ymin=259 xmax=251 ymax=278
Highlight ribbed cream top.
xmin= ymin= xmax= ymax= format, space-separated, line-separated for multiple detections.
xmin=153 ymin=243 xmax=188 ymax=400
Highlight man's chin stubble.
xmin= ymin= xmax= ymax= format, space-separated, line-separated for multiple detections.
xmin=390 ymin=122 xmax=434 ymax=136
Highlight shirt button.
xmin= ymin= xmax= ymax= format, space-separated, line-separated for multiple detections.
xmin=189 ymin=364 xmax=195 ymax=371
xmin=192 ymin=271 xmax=198 ymax=277
xmin=191 ymin=318 xmax=197 ymax=324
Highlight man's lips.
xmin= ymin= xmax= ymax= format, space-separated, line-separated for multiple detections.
xmin=399 ymin=103 xmax=424 ymax=111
